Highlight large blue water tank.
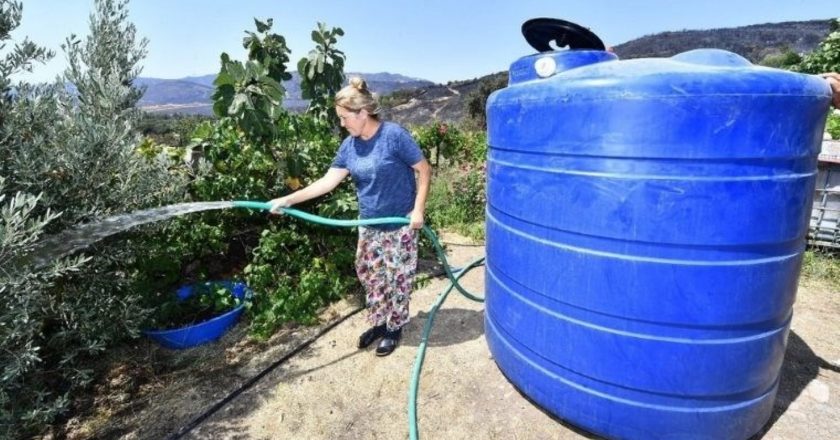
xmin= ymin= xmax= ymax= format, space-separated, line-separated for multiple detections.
xmin=484 ymin=19 xmax=832 ymax=440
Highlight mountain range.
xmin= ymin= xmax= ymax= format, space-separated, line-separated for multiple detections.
xmin=138 ymin=18 xmax=835 ymax=125
xmin=137 ymin=72 xmax=434 ymax=115
xmin=388 ymin=19 xmax=835 ymax=126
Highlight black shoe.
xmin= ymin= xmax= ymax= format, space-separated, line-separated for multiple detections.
xmin=375 ymin=328 xmax=402 ymax=357
xmin=357 ymin=324 xmax=386 ymax=349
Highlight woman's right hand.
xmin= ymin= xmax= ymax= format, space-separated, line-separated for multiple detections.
xmin=266 ymin=169 xmax=348 ymax=214
xmin=268 ymin=195 xmax=294 ymax=214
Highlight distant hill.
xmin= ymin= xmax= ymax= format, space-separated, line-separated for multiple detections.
xmin=135 ymin=78 xmax=213 ymax=106
xmin=137 ymin=72 xmax=434 ymax=115
xmin=384 ymin=73 xmax=507 ymax=127
xmin=139 ymin=19 xmax=835 ymax=123
xmin=386 ymin=19 xmax=834 ymax=127
xmin=612 ymin=19 xmax=834 ymax=61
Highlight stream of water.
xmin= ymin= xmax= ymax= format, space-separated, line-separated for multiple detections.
xmin=11 ymin=201 xmax=237 ymax=270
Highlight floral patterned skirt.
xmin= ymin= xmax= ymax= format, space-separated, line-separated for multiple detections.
xmin=355 ymin=225 xmax=419 ymax=331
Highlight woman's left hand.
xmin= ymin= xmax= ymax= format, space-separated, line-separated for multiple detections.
xmin=409 ymin=210 xmax=425 ymax=230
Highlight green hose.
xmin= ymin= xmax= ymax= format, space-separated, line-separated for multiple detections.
xmin=407 ymin=255 xmax=485 ymax=440
xmin=232 ymin=200 xmax=485 ymax=440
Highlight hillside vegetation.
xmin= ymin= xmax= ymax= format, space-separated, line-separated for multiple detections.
xmin=387 ymin=19 xmax=835 ymax=127
xmin=612 ymin=19 xmax=834 ymax=62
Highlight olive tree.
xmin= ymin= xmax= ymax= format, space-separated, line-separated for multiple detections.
xmin=0 ymin=0 xmax=184 ymax=435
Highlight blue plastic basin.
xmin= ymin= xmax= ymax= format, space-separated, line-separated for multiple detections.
xmin=143 ymin=281 xmax=251 ymax=349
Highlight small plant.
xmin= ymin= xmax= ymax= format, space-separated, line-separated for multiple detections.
xmin=416 ymin=123 xmax=487 ymax=241
xmin=801 ymin=250 xmax=840 ymax=290
xmin=426 ymin=163 xmax=487 ymax=241
xmin=827 ymin=111 xmax=840 ymax=140
xmin=244 ymin=224 xmax=357 ymax=340
xmin=150 ymin=283 xmax=242 ymax=330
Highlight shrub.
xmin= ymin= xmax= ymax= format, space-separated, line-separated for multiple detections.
xmin=795 ymin=18 xmax=840 ymax=74
xmin=136 ymin=20 xmax=360 ymax=341
xmin=417 ymin=125 xmax=487 ymax=241
xmin=759 ymin=49 xmax=803 ymax=68
xmin=0 ymin=0 xmax=186 ymax=434
xmin=827 ymin=111 xmax=840 ymax=140
xmin=0 ymin=179 xmax=88 ymax=435
xmin=413 ymin=122 xmax=487 ymax=167
xmin=426 ymin=163 xmax=486 ymax=241
xmin=137 ymin=113 xmax=211 ymax=147
xmin=244 ymin=223 xmax=356 ymax=339
xmin=212 ymin=18 xmax=292 ymax=144
xmin=463 ymin=73 xmax=508 ymax=130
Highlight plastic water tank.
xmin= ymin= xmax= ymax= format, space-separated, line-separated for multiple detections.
xmin=484 ymin=18 xmax=833 ymax=440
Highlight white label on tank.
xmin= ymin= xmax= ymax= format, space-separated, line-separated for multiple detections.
xmin=535 ymin=56 xmax=556 ymax=78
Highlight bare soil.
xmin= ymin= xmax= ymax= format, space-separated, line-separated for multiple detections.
xmin=54 ymin=232 xmax=839 ymax=440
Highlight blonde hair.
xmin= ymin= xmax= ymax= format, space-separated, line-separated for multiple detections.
xmin=335 ymin=77 xmax=381 ymax=118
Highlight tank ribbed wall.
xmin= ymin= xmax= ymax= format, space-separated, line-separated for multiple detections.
xmin=485 ymin=49 xmax=831 ymax=440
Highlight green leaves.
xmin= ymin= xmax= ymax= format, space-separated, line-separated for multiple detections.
xmin=413 ymin=122 xmax=487 ymax=166
xmin=254 ymin=18 xmax=272 ymax=33
xmin=464 ymin=73 xmax=508 ymax=130
xmin=0 ymin=1 xmax=54 ymax=100
xmin=171 ymin=107 xmax=358 ymax=340
xmin=827 ymin=112 xmax=840 ymax=140
xmin=63 ymin=0 xmax=148 ymax=114
xmin=149 ymin=283 xmax=242 ymax=330
xmin=795 ymin=18 xmax=840 ymax=74
xmin=1 ymin=1 xmax=185 ymax=434
xmin=417 ymin=125 xmax=488 ymax=241
xmin=212 ymin=18 xmax=292 ymax=143
xmin=201 ymin=75 xmax=348 ymax=203
xmin=244 ymin=225 xmax=356 ymax=340
xmin=298 ymin=22 xmax=346 ymax=125
xmin=790 ymin=18 xmax=840 ymax=142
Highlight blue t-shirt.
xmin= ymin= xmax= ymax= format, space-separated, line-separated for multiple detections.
xmin=331 ymin=121 xmax=424 ymax=230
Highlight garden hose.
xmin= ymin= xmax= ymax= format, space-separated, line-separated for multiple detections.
xmin=232 ymin=201 xmax=484 ymax=302
xmin=231 ymin=200 xmax=486 ymax=440
xmin=407 ymin=255 xmax=485 ymax=440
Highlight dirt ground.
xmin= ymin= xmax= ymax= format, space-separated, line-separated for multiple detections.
xmin=59 ymin=232 xmax=839 ymax=440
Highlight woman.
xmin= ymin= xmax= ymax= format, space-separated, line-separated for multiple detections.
xmin=269 ymin=77 xmax=432 ymax=357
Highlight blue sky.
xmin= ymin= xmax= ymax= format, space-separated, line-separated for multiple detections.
xmin=12 ymin=0 xmax=839 ymax=84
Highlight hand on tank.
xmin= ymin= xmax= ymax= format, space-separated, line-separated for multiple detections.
xmin=821 ymin=72 xmax=840 ymax=109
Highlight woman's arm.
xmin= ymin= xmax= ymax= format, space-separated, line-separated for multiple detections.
xmin=269 ymin=168 xmax=350 ymax=213
xmin=409 ymin=158 xmax=432 ymax=229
